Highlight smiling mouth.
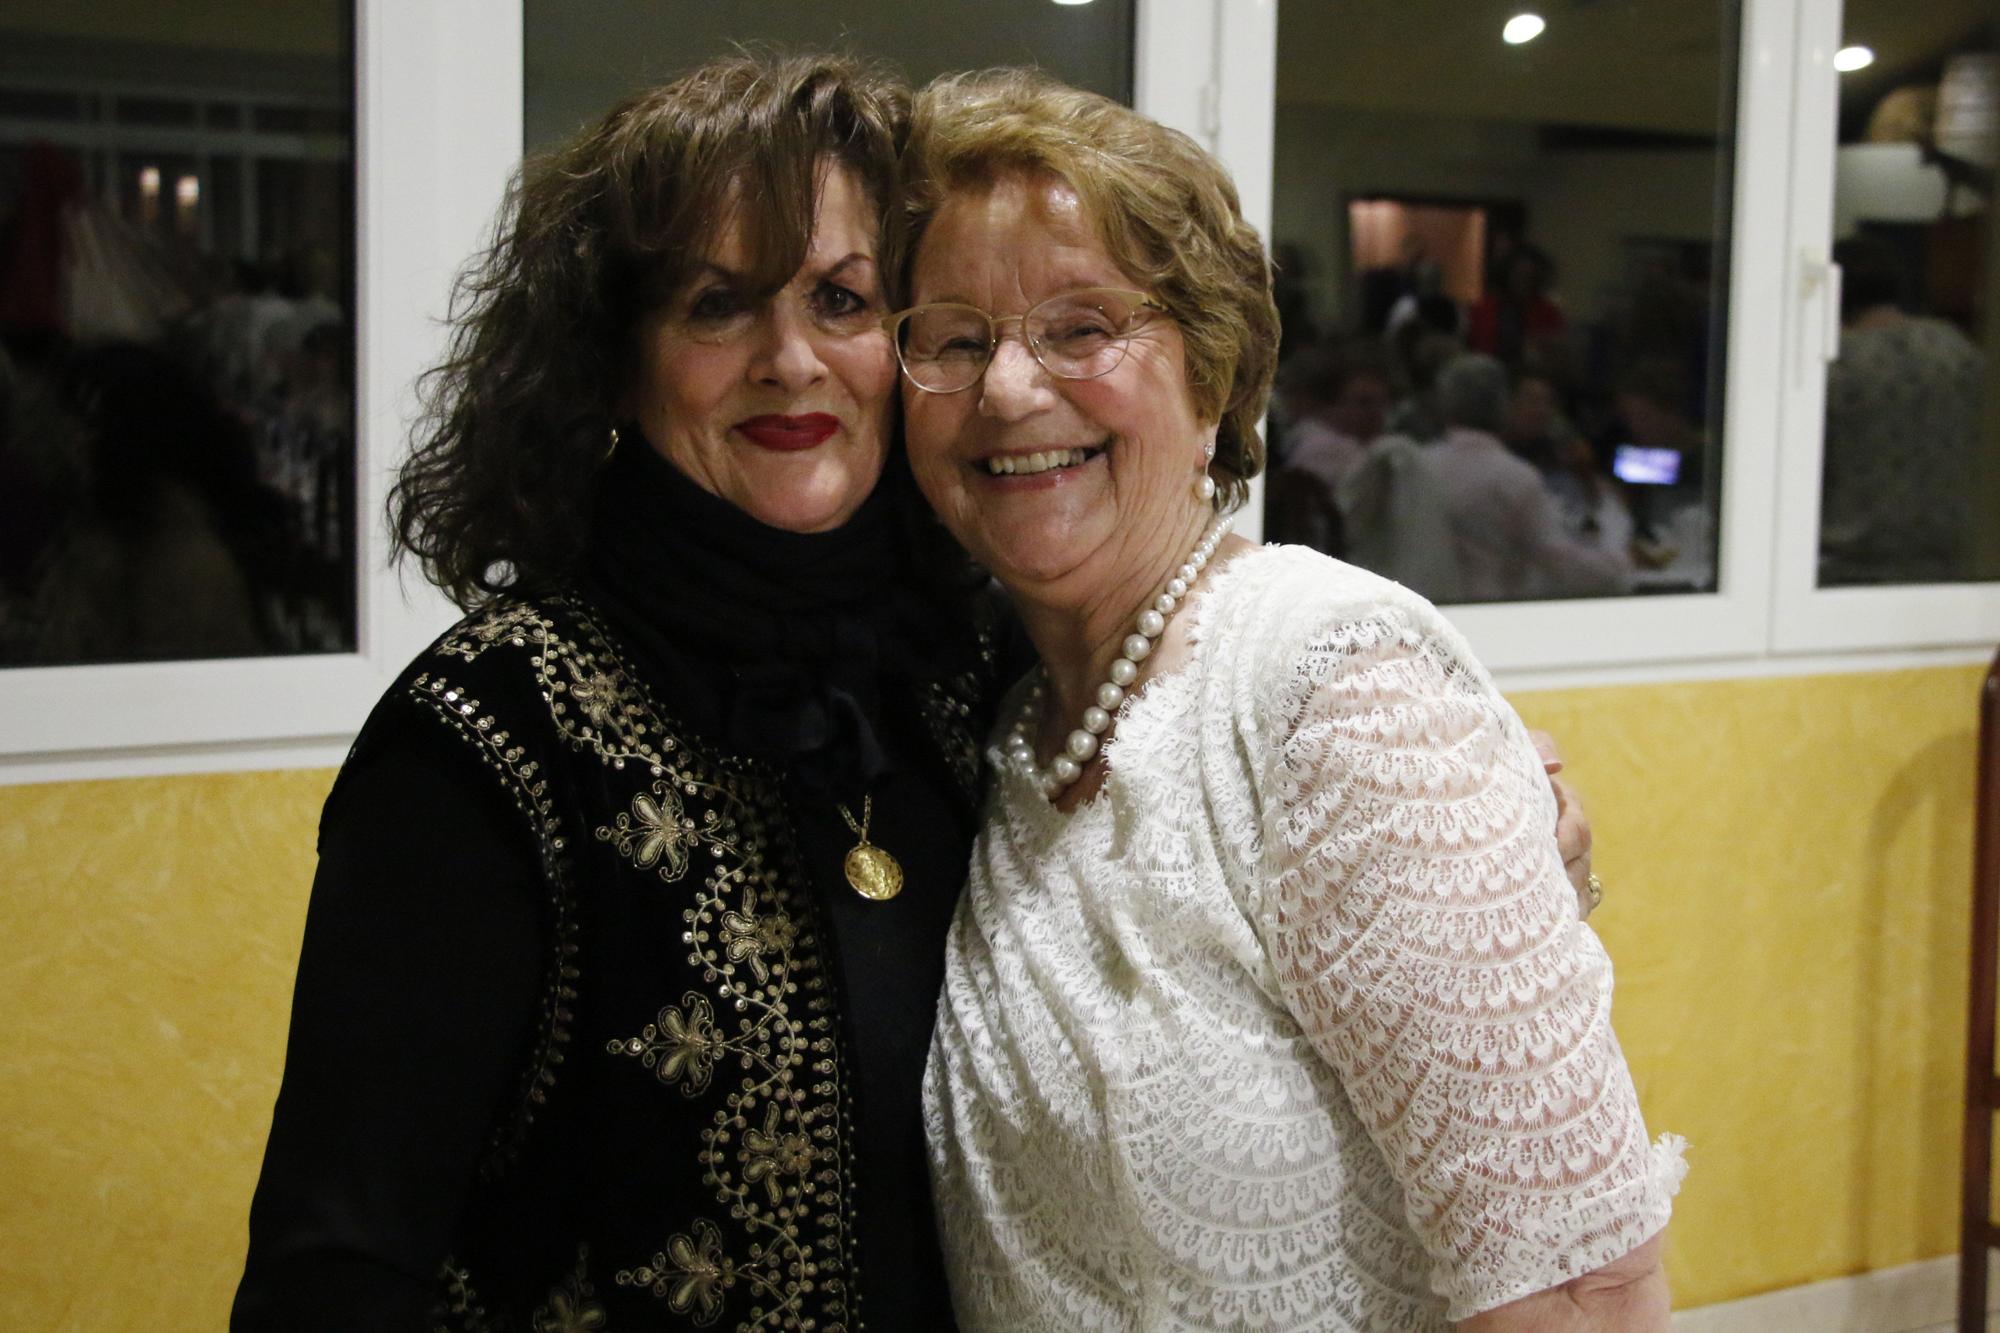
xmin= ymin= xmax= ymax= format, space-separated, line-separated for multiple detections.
xmin=982 ymin=446 xmax=1103 ymax=477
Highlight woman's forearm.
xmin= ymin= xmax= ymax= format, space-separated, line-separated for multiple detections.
xmin=1457 ymin=1235 xmax=1670 ymax=1333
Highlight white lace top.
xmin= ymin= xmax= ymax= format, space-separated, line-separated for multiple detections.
xmin=924 ymin=545 xmax=1685 ymax=1332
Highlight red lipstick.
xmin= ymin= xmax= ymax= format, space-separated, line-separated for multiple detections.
xmin=734 ymin=413 xmax=839 ymax=451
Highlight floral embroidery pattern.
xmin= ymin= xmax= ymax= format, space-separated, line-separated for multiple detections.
xmin=439 ymin=602 xmax=550 ymax=660
xmin=742 ymin=1102 xmax=817 ymax=1205
xmin=435 ymin=1259 xmax=496 ymax=1333
xmin=719 ymin=905 xmax=796 ymax=985
xmin=616 ymin=1220 xmax=737 ymax=1326
xmin=608 ymin=993 xmax=723 ymax=1096
xmin=563 ymin=656 xmax=628 ymax=730
xmin=531 ymin=1245 xmax=606 ymax=1333
xmin=596 ymin=780 xmax=701 ymax=882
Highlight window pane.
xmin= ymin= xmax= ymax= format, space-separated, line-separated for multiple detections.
xmin=1266 ymin=1 xmax=1739 ymax=604
xmin=1819 ymin=1 xmax=1997 ymax=587
xmin=0 ymin=5 xmax=357 ymax=666
xmin=524 ymin=2 xmax=1136 ymax=154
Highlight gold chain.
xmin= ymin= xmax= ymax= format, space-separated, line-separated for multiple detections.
xmin=836 ymin=794 xmax=872 ymax=843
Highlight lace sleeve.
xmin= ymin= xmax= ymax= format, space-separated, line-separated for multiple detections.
xmin=1251 ymin=593 xmax=1685 ymax=1320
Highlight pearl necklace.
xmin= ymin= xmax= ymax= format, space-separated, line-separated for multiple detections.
xmin=1006 ymin=517 xmax=1230 ymax=799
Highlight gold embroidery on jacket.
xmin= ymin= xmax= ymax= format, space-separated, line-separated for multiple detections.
xmin=596 ymin=779 xmax=704 ymax=880
xmin=412 ymin=608 xmax=578 ymax=1172
xmin=530 ymin=1244 xmax=606 ymax=1333
xmin=417 ymin=597 xmax=869 ymax=1332
xmin=614 ymin=1219 xmax=735 ymax=1326
xmin=607 ymin=992 xmax=721 ymax=1095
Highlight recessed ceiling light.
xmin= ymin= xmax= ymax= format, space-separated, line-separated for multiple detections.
xmin=1834 ymin=45 xmax=1875 ymax=73
xmin=1052 ymin=0 xmax=1095 ymax=6
xmin=1503 ymin=13 xmax=1546 ymax=45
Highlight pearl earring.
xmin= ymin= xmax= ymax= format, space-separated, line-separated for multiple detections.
xmin=1194 ymin=437 xmax=1217 ymax=501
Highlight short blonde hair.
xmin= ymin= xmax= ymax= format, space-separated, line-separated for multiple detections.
xmin=897 ymin=69 xmax=1278 ymax=511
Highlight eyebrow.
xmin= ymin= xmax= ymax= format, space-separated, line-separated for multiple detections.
xmin=913 ymin=278 xmax=1130 ymax=310
xmin=816 ymin=253 xmax=877 ymax=282
xmin=686 ymin=252 xmax=877 ymax=287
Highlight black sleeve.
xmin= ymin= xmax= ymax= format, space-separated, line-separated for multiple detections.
xmin=232 ymin=695 xmax=546 ymax=1332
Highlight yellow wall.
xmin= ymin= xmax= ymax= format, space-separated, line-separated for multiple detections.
xmin=1514 ymin=663 xmax=1985 ymax=1309
xmin=0 ymin=769 xmax=333 ymax=1333
xmin=0 ymin=662 xmax=1984 ymax=1328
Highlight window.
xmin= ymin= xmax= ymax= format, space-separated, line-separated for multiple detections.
xmin=1770 ymin=0 xmax=2000 ymax=656
xmin=0 ymin=0 xmax=512 ymax=778
xmin=524 ymin=2 xmax=1138 ymax=153
xmin=1818 ymin=3 xmax=1994 ymax=589
xmin=0 ymin=4 xmax=357 ymax=667
xmin=1264 ymin=0 xmax=1741 ymax=609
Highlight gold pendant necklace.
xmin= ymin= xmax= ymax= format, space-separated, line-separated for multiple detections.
xmin=836 ymin=794 xmax=903 ymax=901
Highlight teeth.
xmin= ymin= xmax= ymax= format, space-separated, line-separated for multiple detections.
xmin=985 ymin=448 xmax=1088 ymax=476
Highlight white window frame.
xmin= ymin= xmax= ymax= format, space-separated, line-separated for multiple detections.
xmin=1137 ymin=0 xmax=1278 ymax=539
xmin=1213 ymin=0 xmax=1997 ymax=687
xmin=1769 ymin=0 xmax=2000 ymax=655
xmin=0 ymin=0 xmax=524 ymax=784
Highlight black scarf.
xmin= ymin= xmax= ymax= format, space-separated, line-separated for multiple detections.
xmin=578 ymin=438 xmax=950 ymax=799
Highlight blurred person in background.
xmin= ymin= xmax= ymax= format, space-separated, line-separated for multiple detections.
xmin=1276 ymin=339 xmax=1393 ymax=491
xmin=1470 ymin=242 xmax=1565 ymax=368
xmin=1268 ymin=340 xmax=1394 ymax=552
xmin=1612 ymin=356 xmax=1711 ymax=586
xmin=1506 ymin=366 xmax=1635 ymax=570
xmin=1819 ymin=233 xmax=1982 ymax=585
xmin=25 ymin=342 xmax=280 ymax=662
xmin=1430 ymin=353 xmax=1630 ymax=600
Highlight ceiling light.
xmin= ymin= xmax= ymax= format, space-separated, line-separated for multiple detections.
xmin=1052 ymin=0 xmax=1094 ymax=6
xmin=1503 ymin=13 xmax=1546 ymax=45
xmin=1834 ymin=45 xmax=1875 ymax=73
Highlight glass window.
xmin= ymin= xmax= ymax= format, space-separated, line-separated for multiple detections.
xmin=1819 ymin=0 xmax=1996 ymax=587
xmin=0 ymin=4 xmax=356 ymax=666
xmin=524 ymin=2 xmax=1136 ymax=154
xmin=1265 ymin=1 xmax=1740 ymax=605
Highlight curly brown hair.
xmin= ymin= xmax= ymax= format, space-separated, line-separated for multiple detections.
xmin=895 ymin=68 xmax=1279 ymax=513
xmin=390 ymin=52 xmax=909 ymax=609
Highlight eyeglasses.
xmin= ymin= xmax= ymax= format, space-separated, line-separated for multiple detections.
xmin=883 ymin=287 xmax=1168 ymax=395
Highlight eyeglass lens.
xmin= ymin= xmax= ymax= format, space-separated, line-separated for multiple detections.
xmin=896 ymin=288 xmax=1151 ymax=391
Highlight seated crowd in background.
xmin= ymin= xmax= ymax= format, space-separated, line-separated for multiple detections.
xmin=1267 ymin=238 xmax=1715 ymax=603
xmin=0 ymin=142 xmax=353 ymax=667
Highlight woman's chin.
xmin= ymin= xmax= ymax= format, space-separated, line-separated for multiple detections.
xmin=737 ymin=481 xmax=873 ymax=534
xmin=971 ymin=526 xmax=1098 ymax=596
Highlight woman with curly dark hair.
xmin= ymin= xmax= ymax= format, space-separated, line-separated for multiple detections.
xmin=233 ymin=53 xmax=999 ymax=1332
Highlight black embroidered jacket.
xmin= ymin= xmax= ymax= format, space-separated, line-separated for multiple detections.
xmin=236 ymin=590 xmax=1001 ymax=1333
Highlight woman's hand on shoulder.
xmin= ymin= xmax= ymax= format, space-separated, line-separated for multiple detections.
xmin=1528 ymin=728 xmax=1596 ymax=920
xmin=1457 ymin=1233 xmax=1669 ymax=1332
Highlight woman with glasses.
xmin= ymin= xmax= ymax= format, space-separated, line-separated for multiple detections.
xmin=897 ymin=70 xmax=1682 ymax=1332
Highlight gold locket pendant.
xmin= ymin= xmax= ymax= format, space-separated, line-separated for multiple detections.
xmin=837 ymin=795 xmax=903 ymax=901
xmin=844 ymin=842 xmax=904 ymax=901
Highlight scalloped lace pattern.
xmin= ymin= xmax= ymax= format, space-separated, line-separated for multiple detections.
xmin=924 ymin=545 xmax=1684 ymax=1331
